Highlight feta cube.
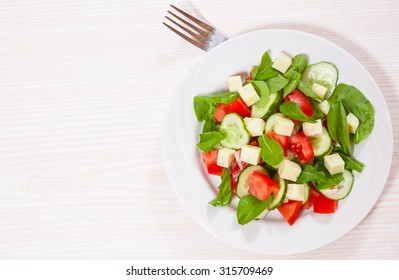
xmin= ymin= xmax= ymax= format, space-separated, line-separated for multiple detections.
xmin=311 ymin=83 xmax=328 ymax=99
xmin=278 ymin=159 xmax=302 ymax=182
xmin=286 ymin=184 xmax=306 ymax=202
xmin=272 ymin=52 xmax=292 ymax=73
xmin=240 ymin=145 xmax=261 ymax=165
xmin=227 ymin=76 xmax=243 ymax=92
xmin=244 ymin=117 xmax=266 ymax=137
xmin=318 ymin=100 xmax=330 ymax=116
xmin=302 ymin=119 xmax=323 ymax=139
xmin=238 ymin=83 xmax=260 ymax=107
xmin=273 ymin=116 xmax=294 ymax=136
xmin=324 ymin=153 xmax=345 ymax=175
xmin=216 ymin=148 xmax=235 ymax=168
xmin=347 ymin=113 xmax=359 ymax=134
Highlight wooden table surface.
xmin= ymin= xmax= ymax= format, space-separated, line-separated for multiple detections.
xmin=0 ymin=0 xmax=398 ymax=259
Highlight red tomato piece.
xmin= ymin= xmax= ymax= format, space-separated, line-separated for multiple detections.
xmin=202 ymin=150 xmax=223 ymax=176
xmin=248 ymin=172 xmax=280 ymax=201
xmin=289 ymin=132 xmax=315 ymax=164
xmin=313 ymin=194 xmax=338 ymax=214
xmin=277 ymin=200 xmax=303 ymax=226
xmin=214 ymin=98 xmax=251 ymax=123
xmin=283 ymin=88 xmax=314 ymax=117
xmin=229 ymin=159 xmax=241 ymax=195
xmin=267 ymin=131 xmax=289 ymax=156
xmin=302 ymin=184 xmax=320 ymax=210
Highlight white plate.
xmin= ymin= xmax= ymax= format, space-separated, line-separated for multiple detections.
xmin=164 ymin=29 xmax=393 ymax=255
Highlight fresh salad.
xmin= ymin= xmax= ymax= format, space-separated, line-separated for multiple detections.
xmin=193 ymin=50 xmax=374 ymax=226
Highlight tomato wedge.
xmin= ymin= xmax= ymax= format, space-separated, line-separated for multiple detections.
xmin=267 ymin=131 xmax=289 ymax=156
xmin=302 ymin=184 xmax=320 ymax=209
xmin=283 ymin=89 xmax=314 ymax=117
xmin=202 ymin=150 xmax=223 ymax=176
xmin=248 ymin=172 xmax=280 ymax=201
xmin=229 ymin=160 xmax=241 ymax=194
xmin=277 ymin=200 xmax=303 ymax=226
xmin=214 ymin=98 xmax=251 ymax=123
xmin=290 ymin=132 xmax=315 ymax=164
xmin=313 ymin=194 xmax=338 ymax=214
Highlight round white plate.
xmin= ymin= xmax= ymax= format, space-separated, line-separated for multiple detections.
xmin=164 ymin=29 xmax=393 ymax=255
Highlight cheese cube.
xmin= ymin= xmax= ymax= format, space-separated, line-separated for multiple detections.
xmin=278 ymin=159 xmax=302 ymax=182
xmin=311 ymin=83 xmax=328 ymax=99
xmin=238 ymin=83 xmax=260 ymax=107
xmin=347 ymin=113 xmax=359 ymax=134
xmin=216 ymin=148 xmax=235 ymax=168
xmin=324 ymin=153 xmax=345 ymax=175
xmin=273 ymin=116 xmax=294 ymax=136
xmin=272 ymin=52 xmax=292 ymax=73
xmin=244 ymin=117 xmax=265 ymax=137
xmin=227 ymin=76 xmax=243 ymax=92
xmin=318 ymin=100 xmax=330 ymax=116
xmin=240 ymin=145 xmax=261 ymax=165
xmin=286 ymin=184 xmax=306 ymax=202
xmin=302 ymin=119 xmax=323 ymax=139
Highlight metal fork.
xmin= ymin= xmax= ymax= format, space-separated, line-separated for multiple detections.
xmin=163 ymin=5 xmax=229 ymax=51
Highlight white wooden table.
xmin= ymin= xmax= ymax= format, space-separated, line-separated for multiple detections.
xmin=0 ymin=0 xmax=398 ymax=259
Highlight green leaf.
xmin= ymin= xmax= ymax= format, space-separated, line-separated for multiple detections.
xmin=327 ymin=102 xmax=351 ymax=155
xmin=197 ymin=131 xmax=226 ymax=152
xmin=283 ymin=72 xmax=301 ymax=98
xmin=258 ymin=134 xmax=284 ymax=168
xmin=297 ymin=163 xmax=343 ymax=190
xmin=251 ymin=81 xmax=270 ymax=107
xmin=252 ymin=51 xmax=279 ymax=81
xmin=332 ymin=147 xmax=365 ymax=172
xmin=202 ymin=118 xmax=219 ymax=133
xmin=296 ymin=164 xmax=326 ymax=183
xmin=291 ymin=54 xmax=308 ymax=73
xmin=309 ymin=99 xmax=325 ymax=120
xmin=209 ymin=168 xmax=232 ymax=207
xmin=193 ymin=92 xmax=238 ymax=122
xmin=279 ymin=102 xmax=315 ymax=122
xmin=266 ymin=74 xmax=289 ymax=93
xmin=237 ymin=194 xmax=273 ymax=225
xmin=297 ymin=81 xmax=323 ymax=101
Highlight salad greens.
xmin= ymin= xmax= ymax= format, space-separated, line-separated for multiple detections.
xmin=258 ymin=134 xmax=284 ymax=168
xmin=209 ymin=168 xmax=232 ymax=207
xmin=194 ymin=92 xmax=238 ymax=122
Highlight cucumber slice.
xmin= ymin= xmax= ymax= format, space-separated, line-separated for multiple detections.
xmin=301 ymin=62 xmax=338 ymax=98
xmin=236 ymin=165 xmax=269 ymax=198
xmin=264 ymin=113 xmax=285 ymax=132
xmin=219 ymin=113 xmax=250 ymax=149
xmin=302 ymin=183 xmax=310 ymax=205
xmin=251 ymin=92 xmax=281 ymax=119
xmin=311 ymin=127 xmax=332 ymax=157
xmin=319 ymin=170 xmax=354 ymax=200
xmin=269 ymin=173 xmax=287 ymax=210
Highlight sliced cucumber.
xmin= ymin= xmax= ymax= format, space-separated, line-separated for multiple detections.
xmin=251 ymin=92 xmax=281 ymax=119
xmin=311 ymin=126 xmax=332 ymax=157
xmin=301 ymin=62 xmax=338 ymax=98
xmin=264 ymin=113 xmax=285 ymax=133
xmin=319 ymin=170 xmax=354 ymax=200
xmin=219 ymin=113 xmax=250 ymax=149
xmin=236 ymin=165 xmax=269 ymax=198
xmin=302 ymin=183 xmax=310 ymax=205
xmin=269 ymin=173 xmax=287 ymax=210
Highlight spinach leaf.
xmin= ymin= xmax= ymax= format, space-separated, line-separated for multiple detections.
xmin=297 ymin=163 xmax=343 ymax=190
xmin=291 ymin=54 xmax=308 ymax=73
xmin=197 ymin=131 xmax=226 ymax=152
xmin=193 ymin=92 xmax=238 ymax=122
xmin=237 ymin=194 xmax=273 ymax=225
xmin=252 ymin=51 xmax=279 ymax=81
xmin=297 ymin=81 xmax=323 ymax=101
xmin=209 ymin=168 xmax=232 ymax=207
xmin=279 ymin=102 xmax=315 ymax=122
xmin=296 ymin=164 xmax=326 ymax=184
xmin=258 ymin=134 xmax=284 ymax=168
xmin=266 ymin=74 xmax=289 ymax=93
xmin=283 ymin=72 xmax=301 ymax=98
xmin=309 ymin=99 xmax=325 ymax=120
xmin=328 ymin=83 xmax=374 ymax=143
xmin=327 ymin=102 xmax=351 ymax=155
xmin=332 ymin=146 xmax=365 ymax=172
xmin=202 ymin=118 xmax=219 ymax=133
xmin=251 ymin=80 xmax=269 ymax=107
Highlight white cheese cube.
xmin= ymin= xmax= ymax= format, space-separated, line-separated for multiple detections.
xmin=302 ymin=119 xmax=323 ymax=139
xmin=244 ymin=117 xmax=266 ymax=137
xmin=318 ymin=100 xmax=330 ymax=116
xmin=311 ymin=83 xmax=328 ymax=99
xmin=286 ymin=184 xmax=306 ymax=202
xmin=227 ymin=76 xmax=243 ymax=92
xmin=240 ymin=145 xmax=261 ymax=165
xmin=272 ymin=52 xmax=292 ymax=73
xmin=238 ymin=83 xmax=260 ymax=107
xmin=278 ymin=159 xmax=302 ymax=182
xmin=347 ymin=113 xmax=359 ymax=134
xmin=216 ymin=148 xmax=235 ymax=168
xmin=273 ymin=116 xmax=294 ymax=136
xmin=324 ymin=153 xmax=345 ymax=175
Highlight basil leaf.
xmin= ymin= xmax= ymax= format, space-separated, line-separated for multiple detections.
xmin=332 ymin=147 xmax=365 ymax=172
xmin=266 ymin=74 xmax=289 ymax=93
xmin=327 ymin=102 xmax=351 ymax=155
xmin=197 ymin=131 xmax=226 ymax=152
xmin=279 ymin=102 xmax=315 ymax=122
xmin=237 ymin=194 xmax=273 ymax=225
xmin=209 ymin=168 xmax=232 ymax=207
xmin=193 ymin=92 xmax=238 ymax=122
xmin=297 ymin=81 xmax=323 ymax=101
xmin=252 ymin=51 xmax=279 ymax=81
xmin=258 ymin=134 xmax=284 ymax=168
xmin=283 ymin=72 xmax=301 ymax=98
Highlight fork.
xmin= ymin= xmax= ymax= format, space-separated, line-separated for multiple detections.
xmin=163 ymin=5 xmax=229 ymax=51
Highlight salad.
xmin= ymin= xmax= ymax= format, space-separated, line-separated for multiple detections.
xmin=193 ymin=50 xmax=374 ymax=226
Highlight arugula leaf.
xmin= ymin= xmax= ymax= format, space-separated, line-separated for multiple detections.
xmin=332 ymin=146 xmax=365 ymax=172
xmin=328 ymin=83 xmax=374 ymax=143
xmin=297 ymin=81 xmax=323 ymax=101
xmin=266 ymin=74 xmax=289 ymax=93
xmin=252 ymin=51 xmax=279 ymax=81
xmin=296 ymin=164 xmax=326 ymax=183
xmin=327 ymin=102 xmax=351 ymax=155
xmin=193 ymin=92 xmax=238 ymax=122
xmin=283 ymin=72 xmax=301 ymax=98
xmin=279 ymin=102 xmax=315 ymax=122
xmin=237 ymin=194 xmax=273 ymax=225
xmin=209 ymin=168 xmax=232 ymax=207
xmin=197 ymin=131 xmax=226 ymax=152
xmin=291 ymin=54 xmax=308 ymax=73
xmin=251 ymin=80 xmax=269 ymax=107
xmin=258 ymin=134 xmax=284 ymax=168
xmin=297 ymin=163 xmax=343 ymax=190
